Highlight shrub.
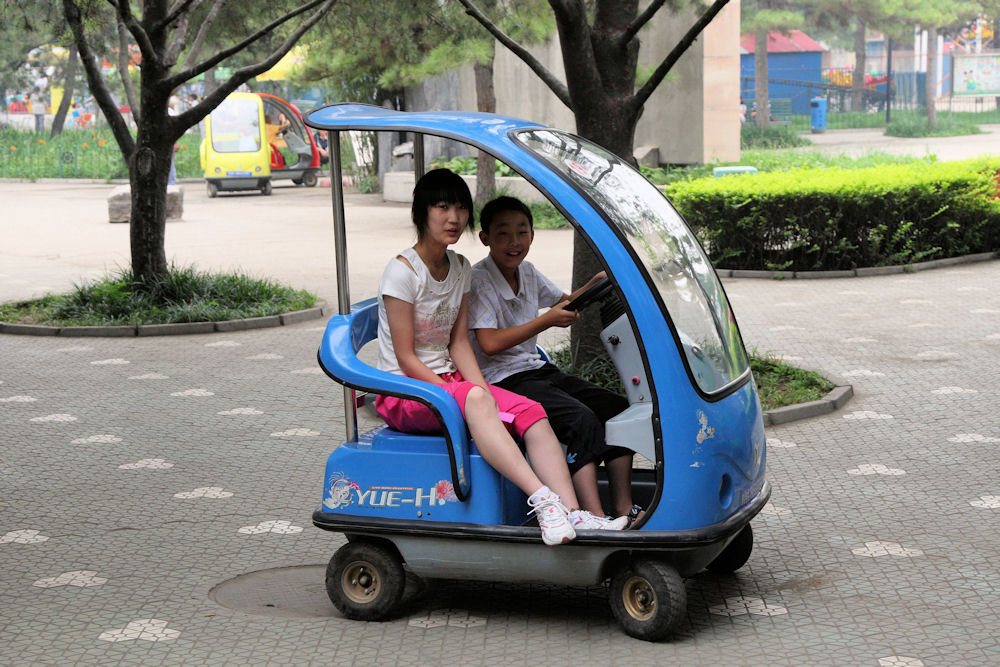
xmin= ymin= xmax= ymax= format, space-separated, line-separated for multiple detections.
xmin=741 ymin=123 xmax=810 ymax=150
xmin=886 ymin=115 xmax=983 ymax=138
xmin=0 ymin=127 xmax=202 ymax=180
xmin=665 ymin=159 xmax=1000 ymax=271
xmin=0 ymin=265 xmax=316 ymax=326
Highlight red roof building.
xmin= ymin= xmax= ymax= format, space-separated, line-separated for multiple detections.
xmin=740 ymin=30 xmax=826 ymax=54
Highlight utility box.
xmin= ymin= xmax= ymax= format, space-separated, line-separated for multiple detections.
xmin=810 ymin=97 xmax=827 ymax=133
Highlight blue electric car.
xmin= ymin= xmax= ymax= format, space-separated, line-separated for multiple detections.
xmin=305 ymin=104 xmax=769 ymax=641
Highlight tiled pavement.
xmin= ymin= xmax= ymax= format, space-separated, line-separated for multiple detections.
xmin=3 ymin=259 xmax=998 ymax=664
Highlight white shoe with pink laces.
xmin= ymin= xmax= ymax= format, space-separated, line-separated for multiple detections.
xmin=527 ymin=488 xmax=576 ymax=545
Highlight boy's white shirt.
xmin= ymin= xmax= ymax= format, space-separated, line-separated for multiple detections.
xmin=468 ymin=254 xmax=563 ymax=385
xmin=377 ymin=247 xmax=471 ymax=376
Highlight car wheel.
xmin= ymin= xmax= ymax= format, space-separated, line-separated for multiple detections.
xmin=609 ymin=558 xmax=686 ymax=641
xmin=326 ymin=541 xmax=405 ymax=621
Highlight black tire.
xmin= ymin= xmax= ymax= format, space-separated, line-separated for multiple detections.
xmin=206 ymin=182 xmax=218 ymax=198
xmin=302 ymin=170 xmax=319 ymax=187
xmin=705 ymin=523 xmax=753 ymax=574
xmin=608 ymin=559 xmax=686 ymax=641
xmin=326 ymin=541 xmax=405 ymax=621
xmin=292 ymin=177 xmax=303 ymax=186
xmin=261 ymin=180 xmax=273 ymax=196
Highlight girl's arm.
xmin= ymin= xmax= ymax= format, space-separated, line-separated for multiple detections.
xmin=448 ymin=294 xmax=490 ymax=390
xmin=383 ymin=295 xmax=446 ymax=385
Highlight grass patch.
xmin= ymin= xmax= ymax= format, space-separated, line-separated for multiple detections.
xmin=886 ymin=115 xmax=983 ymax=138
xmin=0 ymin=265 xmax=317 ymax=327
xmin=750 ymin=352 xmax=834 ymax=411
xmin=0 ymin=127 xmax=202 ymax=180
xmin=741 ymin=123 xmax=811 ymax=150
xmin=550 ymin=345 xmax=833 ymax=411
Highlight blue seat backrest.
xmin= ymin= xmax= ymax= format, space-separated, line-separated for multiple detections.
xmin=318 ymin=298 xmax=472 ymax=501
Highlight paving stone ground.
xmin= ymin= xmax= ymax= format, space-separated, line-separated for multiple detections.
xmin=2 ymin=178 xmax=999 ymax=665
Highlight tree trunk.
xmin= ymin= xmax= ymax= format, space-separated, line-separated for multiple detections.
xmin=851 ymin=18 xmax=866 ymax=111
xmin=569 ymin=102 xmax=640 ymax=363
xmin=473 ymin=57 xmax=496 ymax=209
xmin=129 ymin=50 xmax=173 ymax=283
xmin=754 ymin=28 xmax=769 ymax=127
xmin=50 ymin=44 xmax=79 ymax=137
xmin=925 ymin=27 xmax=937 ymax=129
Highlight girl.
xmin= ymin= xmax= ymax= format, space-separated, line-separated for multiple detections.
xmin=375 ymin=169 xmax=620 ymax=545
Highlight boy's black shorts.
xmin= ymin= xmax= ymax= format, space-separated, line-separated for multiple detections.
xmin=494 ymin=363 xmax=631 ymax=475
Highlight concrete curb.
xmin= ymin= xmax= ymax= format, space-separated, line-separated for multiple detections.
xmin=763 ymin=384 xmax=853 ymax=426
xmin=0 ymin=302 xmax=327 ymax=338
xmin=722 ymin=251 xmax=998 ymax=280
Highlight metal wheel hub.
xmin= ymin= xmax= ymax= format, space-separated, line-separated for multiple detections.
xmin=622 ymin=575 xmax=657 ymax=621
xmin=341 ymin=560 xmax=381 ymax=604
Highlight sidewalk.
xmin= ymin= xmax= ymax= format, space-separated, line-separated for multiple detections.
xmin=797 ymin=123 xmax=1000 ymax=161
xmin=2 ymin=145 xmax=1000 ymax=664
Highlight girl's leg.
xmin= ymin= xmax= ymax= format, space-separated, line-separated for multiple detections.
xmin=521 ymin=419 xmax=579 ymax=509
xmin=462 ymin=386 xmax=546 ymax=497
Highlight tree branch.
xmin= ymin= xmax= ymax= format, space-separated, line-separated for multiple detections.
xmin=64 ymin=0 xmax=136 ymax=157
xmin=455 ymin=0 xmax=571 ymax=108
xmin=117 ymin=21 xmax=141 ymax=124
xmin=107 ymin=0 xmax=162 ymax=70
xmin=182 ymin=0 xmax=227 ymax=69
xmin=159 ymin=0 xmax=202 ymax=32
xmin=620 ymin=0 xmax=669 ymax=46
xmin=168 ymin=0 xmax=336 ymax=141
xmin=631 ymin=0 xmax=730 ymax=109
xmin=167 ymin=0 xmax=331 ymax=88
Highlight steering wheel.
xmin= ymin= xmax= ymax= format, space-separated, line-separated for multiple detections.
xmin=564 ymin=277 xmax=614 ymax=312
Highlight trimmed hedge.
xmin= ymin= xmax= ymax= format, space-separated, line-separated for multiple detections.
xmin=664 ymin=159 xmax=1000 ymax=271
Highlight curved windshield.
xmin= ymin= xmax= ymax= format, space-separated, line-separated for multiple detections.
xmin=515 ymin=129 xmax=749 ymax=394
xmin=211 ymin=98 xmax=261 ymax=153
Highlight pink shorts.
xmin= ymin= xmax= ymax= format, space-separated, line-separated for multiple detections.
xmin=375 ymin=371 xmax=547 ymax=440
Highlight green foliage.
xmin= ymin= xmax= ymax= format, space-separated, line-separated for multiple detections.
xmin=549 ymin=346 xmax=625 ymax=395
xmin=750 ymin=351 xmax=834 ymax=411
xmin=886 ymin=115 xmax=983 ymax=138
xmin=429 ymin=154 xmax=515 ymax=178
xmin=296 ymin=2 xmax=553 ymax=101
xmin=741 ymin=123 xmax=811 ymax=149
xmin=0 ymin=128 xmax=202 ymax=179
xmin=429 ymin=154 xmax=477 ymax=174
xmin=0 ymin=265 xmax=316 ymax=326
xmin=528 ymin=201 xmax=568 ymax=229
xmin=665 ymin=158 xmax=1000 ymax=271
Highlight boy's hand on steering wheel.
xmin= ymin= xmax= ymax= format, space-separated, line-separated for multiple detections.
xmin=545 ymin=301 xmax=581 ymax=328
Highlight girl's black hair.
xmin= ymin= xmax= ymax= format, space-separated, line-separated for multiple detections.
xmin=479 ymin=196 xmax=533 ymax=234
xmin=411 ymin=168 xmax=475 ymax=237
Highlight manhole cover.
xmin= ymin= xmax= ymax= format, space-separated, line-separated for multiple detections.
xmin=210 ymin=565 xmax=336 ymax=618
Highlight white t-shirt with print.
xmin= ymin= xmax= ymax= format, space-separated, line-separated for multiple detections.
xmin=377 ymin=247 xmax=472 ymax=376
xmin=468 ymin=255 xmax=563 ymax=385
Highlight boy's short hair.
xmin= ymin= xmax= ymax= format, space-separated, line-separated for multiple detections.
xmin=480 ymin=196 xmax=532 ymax=234
xmin=411 ymin=168 xmax=475 ymax=237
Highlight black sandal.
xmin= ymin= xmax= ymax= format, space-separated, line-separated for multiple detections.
xmin=626 ymin=504 xmax=644 ymax=528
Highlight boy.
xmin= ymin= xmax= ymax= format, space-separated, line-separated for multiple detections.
xmin=468 ymin=196 xmax=639 ymax=527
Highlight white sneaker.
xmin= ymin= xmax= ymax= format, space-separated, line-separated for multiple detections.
xmin=527 ymin=491 xmax=576 ymax=545
xmin=570 ymin=510 xmax=628 ymax=531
